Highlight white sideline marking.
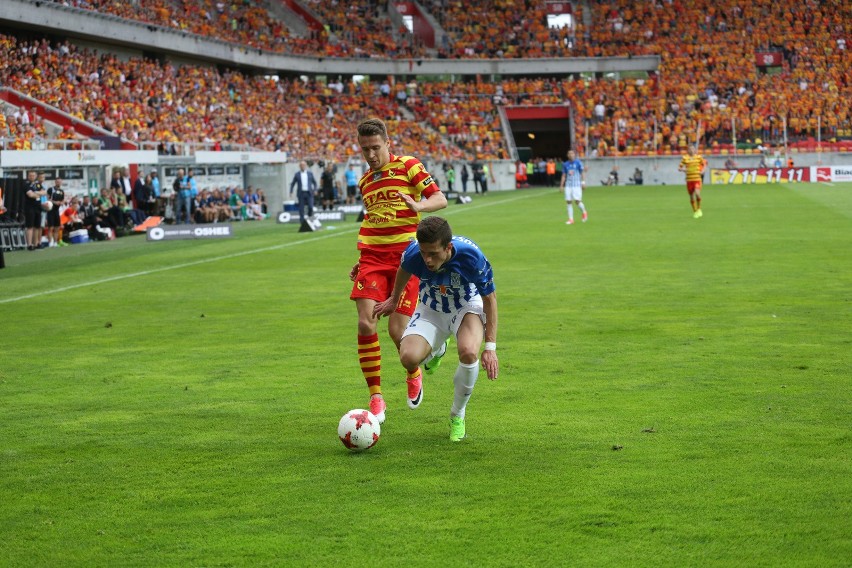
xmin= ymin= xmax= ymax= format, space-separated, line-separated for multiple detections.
xmin=0 ymin=231 xmax=348 ymax=304
xmin=0 ymin=191 xmax=540 ymax=304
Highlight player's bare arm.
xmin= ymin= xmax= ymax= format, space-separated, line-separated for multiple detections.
xmin=399 ymin=190 xmax=448 ymax=213
xmin=480 ymin=291 xmax=499 ymax=381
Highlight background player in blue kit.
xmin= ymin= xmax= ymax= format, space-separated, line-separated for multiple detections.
xmin=374 ymin=216 xmax=499 ymax=442
xmin=561 ymin=149 xmax=588 ymax=225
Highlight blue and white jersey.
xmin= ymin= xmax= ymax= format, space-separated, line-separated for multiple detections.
xmin=562 ymin=158 xmax=584 ymax=190
xmin=401 ymin=236 xmax=495 ymax=314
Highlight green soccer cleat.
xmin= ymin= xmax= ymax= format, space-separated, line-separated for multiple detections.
xmin=424 ymin=338 xmax=450 ymax=375
xmin=449 ymin=416 xmax=466 ymax=442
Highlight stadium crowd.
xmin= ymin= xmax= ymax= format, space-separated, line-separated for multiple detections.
xmin=0 ymin=35 xmax=473 ymax=160
xmin=304 ymin=0 xmax=427 ymax=59
xmin=50 ymin=0 xmax=427 ymax=59
xmin=1 ymin=0 xmax=848 ymax=160
xmin=50 ymin=0 xmax=323 ymax=55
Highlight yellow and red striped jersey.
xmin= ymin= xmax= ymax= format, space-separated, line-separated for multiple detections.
xmin=357 ymin=154 xmax=440 ymax=252
xmin=680 ymin=154 xmax=707 ymax=182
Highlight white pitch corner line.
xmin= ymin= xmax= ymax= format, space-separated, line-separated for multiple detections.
xmin=1 ymin=191 xmax=540 ymax=304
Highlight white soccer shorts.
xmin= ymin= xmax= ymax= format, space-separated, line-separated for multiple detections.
xmin=402 ymin=297 xmax=486 ymax=350
xmin=564 ymin=183 xmax=583 ymax=201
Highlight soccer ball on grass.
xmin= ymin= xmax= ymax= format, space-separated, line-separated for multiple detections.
xmin=338 ymin=409 xmax=381 ymax=451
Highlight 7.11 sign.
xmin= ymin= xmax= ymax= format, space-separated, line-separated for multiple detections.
xmin=710 ymin=168 xmax=811 ymax=185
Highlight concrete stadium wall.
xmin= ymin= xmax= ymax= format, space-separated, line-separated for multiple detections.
xmin=466 ymin=152 xmax=852 ymax=190
xmin=275 ymin=150 xmax=851 ymax=211
xmin=4 ymin=151 xmax=847 ymax=207
xmin=176 ymin=152 xmax=852 ymax=195
xmin=577 ymin=152 xmax=852 ymax=188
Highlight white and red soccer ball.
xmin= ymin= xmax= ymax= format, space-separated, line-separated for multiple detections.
xmin=338 ymin=409 xmax=381 ymax=451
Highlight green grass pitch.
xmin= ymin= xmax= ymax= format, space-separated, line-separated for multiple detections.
xmin=1 ymin=183 xmax=850 ymax=567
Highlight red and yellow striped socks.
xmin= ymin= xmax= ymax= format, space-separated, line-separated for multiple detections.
xmin=358 ymin=333 xmax=381 ymax=396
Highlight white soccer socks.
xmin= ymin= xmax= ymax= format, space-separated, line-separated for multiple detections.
xmin=450 ymin=360 xmax=479 ymax=420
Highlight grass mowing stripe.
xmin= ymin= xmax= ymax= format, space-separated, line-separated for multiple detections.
xmin=0 ymin=229 xmax=351 ymax=304
xmin=0 ymin=190 xmax=542 ymax=305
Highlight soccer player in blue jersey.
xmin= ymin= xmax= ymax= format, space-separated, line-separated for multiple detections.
xmin=561 ymin=149 xmax=588 ymax=224
xmin=373 ymin=216 xmax=499 ymax=442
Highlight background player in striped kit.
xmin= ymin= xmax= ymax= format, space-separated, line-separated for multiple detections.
xmin=678 ymin=145 xmax=708 ymax=218
xmin=349 ymin=118 xmax=448 ymax=424
xmin=374 ymin=216 xmax=499 ymax=442
xmin=561 ymin=149 xmax=588 ymax=225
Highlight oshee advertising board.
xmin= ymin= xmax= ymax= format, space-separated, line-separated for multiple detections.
xmin=711 ymin=166 xmax=852 ymax=185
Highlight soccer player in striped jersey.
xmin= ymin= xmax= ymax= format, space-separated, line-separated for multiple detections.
xmin=373 ymin=216 xmax=499 ymax=442
xmin=349 ymin=118 xmax=448 ymax=424
xmin=561 ymin=149 xmax=587 ymax=225
xmin=678 ymin=145 xmax=708 ymax=218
